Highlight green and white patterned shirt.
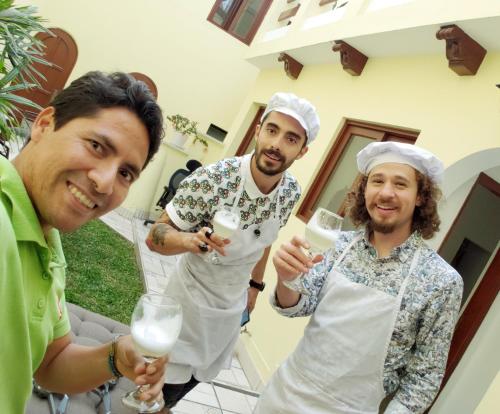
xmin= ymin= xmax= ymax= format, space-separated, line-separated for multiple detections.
xmin=272 ymin=230 xmax=463 ymax=414
xmin=167 ymin=154 xmax=301 ymax=232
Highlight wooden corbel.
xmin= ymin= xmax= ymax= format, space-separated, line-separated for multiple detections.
xmin=278 ymin=53 xmax=303 ymax=80
xmin=278 ymin=4 xmax=300 ymax=22
xmin=436 ymin=24 xmax=487 ymax=76
xmin=332 ymin=40 xmax=368 ymax=76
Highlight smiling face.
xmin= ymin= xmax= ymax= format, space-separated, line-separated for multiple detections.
xmin=23 ymin=106 xmax=149 ymax=234
xmin=253 ymin=111 xmax=308 ymax=177
xmin=364 ymin=162 xmax=422 ymax=237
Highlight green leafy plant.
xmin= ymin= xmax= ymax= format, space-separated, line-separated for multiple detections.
xmin=0 ymin=0 xmax=52 ymax=156
xmin=166 ymin=114 xmax=198 ymax=137
xmin=193 ymin=132 xmax=208 ymax=147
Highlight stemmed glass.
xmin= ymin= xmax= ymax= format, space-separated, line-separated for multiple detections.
xmin=122 ymin=294 xmax=183 ymax=413
xmin=283 ymin=208 xmax=343 ymax=295
xmin=207 ymin=206 xmax=240 ymax=265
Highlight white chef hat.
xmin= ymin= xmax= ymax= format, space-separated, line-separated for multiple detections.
xmin=357 ymin=141 xmax=444 ymax=183
xmin=261 ymin=92 xmax=320 ymax=144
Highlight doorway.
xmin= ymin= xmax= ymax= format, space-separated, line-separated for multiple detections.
xmin=437 ymin=172 xmax=500 ymax=389
xmin=15 ymin=28 xmax=78 ymax=121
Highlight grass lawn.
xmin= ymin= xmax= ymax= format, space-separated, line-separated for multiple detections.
xmin=61 ymin=219 xmax=143 ymax=325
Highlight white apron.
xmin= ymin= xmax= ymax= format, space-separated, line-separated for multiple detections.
xmin=165 ymin=172 xmax=283 ymax=383
xmin=255 ymin=235 xmax=420 ymax=414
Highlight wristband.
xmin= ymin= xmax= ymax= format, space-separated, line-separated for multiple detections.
xmin=249 ymin=279 xmax=265 ymax=291
xmin=108 ymin=335 xmax=124 ymax=380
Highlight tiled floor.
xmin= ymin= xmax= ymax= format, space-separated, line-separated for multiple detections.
xmin=100 ymin=211 xmax=259 ymax=414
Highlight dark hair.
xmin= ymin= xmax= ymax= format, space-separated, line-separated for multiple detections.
xmin=347 ymin=171 xmax=442 ymax=239
xmin=50 ymin=71 xmax=164 ymax=168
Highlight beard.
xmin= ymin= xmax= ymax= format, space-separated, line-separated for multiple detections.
xmin=369 ymin=219 xmax=396 ymax=234
xmin=254 ymin=147 xmax=290 ymax=176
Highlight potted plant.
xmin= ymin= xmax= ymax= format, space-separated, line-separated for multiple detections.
xmin=166 ymin=114 xmax=197 ymax=149
xmin=189 ymin=131 xmax=209 ymax=161
xmin=193 ymin=132 xmax=208 ymax=148
xmin=0 ymin=0 xmax=52 ymax=158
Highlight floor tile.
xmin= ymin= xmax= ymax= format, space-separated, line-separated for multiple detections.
xmin=231 ymin=357 xmax=242 ymax=369
xmin=215 ymin=369 xmax=237 ymax=384
xmin=172 ymin=399 xmax=222 ymax=414
xmin=214 ymin=386 xmax=253 ymax=414
xmin=232 ymin=368 xmax=251 ymax=388
xmin=183 ymin=382 xmax=219 ymax=407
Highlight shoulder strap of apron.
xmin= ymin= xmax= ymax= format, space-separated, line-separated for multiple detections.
xmin=379 ymin=246 xmax=422 ymax=374
xmin=334 ymin=234 xmax=363 ymax=267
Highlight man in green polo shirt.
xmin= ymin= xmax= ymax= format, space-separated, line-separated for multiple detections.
xmin=0 ymin=71 xmax=166 ymax=413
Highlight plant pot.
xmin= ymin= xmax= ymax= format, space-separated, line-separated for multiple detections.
xmin=171 ymin=131 xmax=188 ymax=149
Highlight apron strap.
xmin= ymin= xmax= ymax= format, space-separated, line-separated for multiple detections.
xmin=396 ymin=247 xmax=420 ymax=302
xmin=334 ymin=234 xmax=363 ymax=267
xmin=379 ymin=246 xmax=422 ymax=376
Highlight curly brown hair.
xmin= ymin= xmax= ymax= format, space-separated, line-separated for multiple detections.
xmin=346 ymin=171 xmax=442 ymax=239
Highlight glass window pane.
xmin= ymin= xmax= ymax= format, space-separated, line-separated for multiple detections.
xmin=230 ymin=0 xmax=262 ymax=39
xmin=315 ymin=134 xmax=373 ymax=215
xmin=213 ymin=0 xmax=238 ymax=26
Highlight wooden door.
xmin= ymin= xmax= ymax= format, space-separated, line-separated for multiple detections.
xmin=16 ymin=28 xmax=78 ymax=121
xmin=129 ymin=72 xmax=158 ymax=99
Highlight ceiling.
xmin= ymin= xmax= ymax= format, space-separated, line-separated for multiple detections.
xmin=246 ymin=15 xmax=500 ymax=69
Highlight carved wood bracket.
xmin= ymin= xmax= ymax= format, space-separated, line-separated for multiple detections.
xmin=278 ymin=4 xmax=300 ymax=22
xmin=436 ymin=24 xmax=487 ymax=76
xmin=332 ymin=40 xmax=368 ymax=76
xmin=278 ymin=53 xmax=303 ymax=80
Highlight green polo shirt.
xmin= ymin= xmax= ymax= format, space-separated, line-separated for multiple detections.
xmin=0 ymin=156 xmax=70 ymax=413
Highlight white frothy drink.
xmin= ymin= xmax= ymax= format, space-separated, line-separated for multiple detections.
xmin=131 ymin=314 xmax=182 ymax=357
xmin=305 ymin=226 xmax=340 ymax=253
xmin=213 ymin=211 xmax=239 ymax=239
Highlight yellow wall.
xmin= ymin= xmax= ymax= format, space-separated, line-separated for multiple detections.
xmin=229 ymin=53 xmax=500 ymax=408
xmin=15 ymin=0 xmax=259 ymax=213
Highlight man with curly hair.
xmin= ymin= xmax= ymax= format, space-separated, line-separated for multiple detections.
xmin=255 ymin=141 xmax=463 ymax=414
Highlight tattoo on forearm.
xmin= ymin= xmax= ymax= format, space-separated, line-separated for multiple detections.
xmin=157 ymin=213 xmax=181 ymax=231
xmin=152 ymin=224 xmax=169 ymax=247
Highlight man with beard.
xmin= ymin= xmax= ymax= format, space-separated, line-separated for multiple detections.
xmin=145 ymin=92 xmax=320 ymax=409
xmin=255 ymin=141 xmax=463 ymax=414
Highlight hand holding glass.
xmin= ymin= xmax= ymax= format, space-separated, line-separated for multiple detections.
xmin=208 ymin=207 xmax=240 ymax=264
xmin=122 ymin=294 xmax=182 ymax=413
xmin=283 ymin=208 xmax=343 ymax=295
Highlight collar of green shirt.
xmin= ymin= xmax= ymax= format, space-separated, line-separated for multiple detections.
xmin=0 ymin=155 xmax=48 ymax=248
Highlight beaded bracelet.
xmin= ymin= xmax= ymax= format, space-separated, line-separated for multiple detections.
xmin=108 ymin=334 xmax=124 ymax=380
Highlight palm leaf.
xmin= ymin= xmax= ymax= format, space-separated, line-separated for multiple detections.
xmin=0 ymin=2 xmax=50 ymax=145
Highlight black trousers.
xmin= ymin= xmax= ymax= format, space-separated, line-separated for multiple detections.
xmin=162 ymin=376 xmax=200 ymax=408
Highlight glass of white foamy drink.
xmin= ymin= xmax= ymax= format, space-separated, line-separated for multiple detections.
xmin=207 ymin=207 xmax=240 ymax=264
xmin=122 ymin=294 xmax=182 ymax=413
xmin=283 ymin=208 xmax=343 ymax=295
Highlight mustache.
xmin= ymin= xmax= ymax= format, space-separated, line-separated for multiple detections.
xmin=263 ymin=148 xmax=284 ymax=161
